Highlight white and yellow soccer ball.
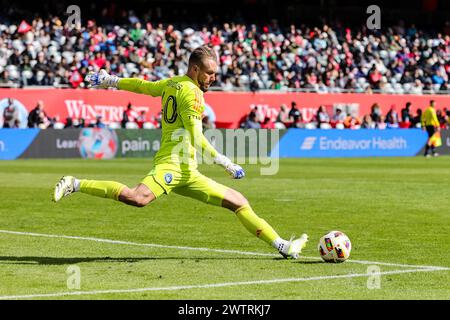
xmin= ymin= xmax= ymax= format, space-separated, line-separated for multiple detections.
xmin=318 ymin=231 xmax=351 ymax=263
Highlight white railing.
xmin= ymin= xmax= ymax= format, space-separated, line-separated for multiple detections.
xmin=208 ymin=86 xmax=450 ymax=95
xmin=0 ymin=83 xmax=449 ymax=95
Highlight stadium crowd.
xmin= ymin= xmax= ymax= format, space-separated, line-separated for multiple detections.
xmin=241 ymin=100 xmax=450 ymax=130
xmin=0 ymin=98 xmax=162 ymax=129
xmin=0 ymin=13 xmax=449 ymax=93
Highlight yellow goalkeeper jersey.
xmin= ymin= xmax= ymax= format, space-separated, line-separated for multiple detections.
xmin=118 ymin=75 xmax=218 ymax=170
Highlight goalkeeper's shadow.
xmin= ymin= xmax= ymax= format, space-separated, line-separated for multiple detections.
xmin=0 ymin=256 xmax=315 ymax=265
xmin=272 ymin=258 xmax=325 ymax=264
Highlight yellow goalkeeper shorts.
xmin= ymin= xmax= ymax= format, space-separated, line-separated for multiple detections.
xmin=140 ymin=164 xmax=229 ymax=207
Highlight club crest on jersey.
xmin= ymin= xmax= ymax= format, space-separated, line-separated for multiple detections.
xmin=164 ymin=173 xmax=173 ymax=184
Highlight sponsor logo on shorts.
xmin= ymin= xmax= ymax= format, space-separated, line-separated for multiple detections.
xmin=164 ymin=173 xmax=173 ymax=184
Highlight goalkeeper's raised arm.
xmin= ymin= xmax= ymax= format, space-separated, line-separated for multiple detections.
xmin=85 ymin=69 xmax=166 ymax=97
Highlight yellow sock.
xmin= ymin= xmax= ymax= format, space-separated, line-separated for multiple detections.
xmin=235 ymin=204 xmax=280 ymax=246
xmin=79 ymin=180 xmax=126 ymax=201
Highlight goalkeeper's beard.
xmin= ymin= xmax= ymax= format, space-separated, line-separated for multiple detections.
xmin=198 ymin=79 xmax=212 ymax=92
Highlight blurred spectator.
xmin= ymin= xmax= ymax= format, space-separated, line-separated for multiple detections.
xmin=249 ymin=75 xmax=260 ymax=92
xmin=276 ymin=104 xmax=289 ymax=124
xmin=242 ymin=111 xmax=261 ymax=129
xmin=288 ymin=102 xmax=301 ymax=128
xmin=69 ymin=67 xmax=84 ymax=88
xmin=72 ymin=118 xmax=86 ymax=128
xmin=221 ymin=77 xmax=234 ymax=91
xmin=38 ymin=110 xmax=52 ymax=129
xmin=155 ymin=111 xmax=162 ymax=128
xmin=136 ymin=111 xmax=147 ymax=129
xmin=376 ymin=115 xmax=387 ymax=129
xmin=361 ymin=115 xmax=376 ymax=129
xmin=0 ymin=70 xmax=15 ymax=87
xmin=2 ymin=99 xmax=19 ymax=128
xmin=411 ymin=109 xmax=423 ymax=128
xmin=436 ymin=109 xmax=448 ymax=129
xmin=12 ymin=119 xmax=21 ymax=128
xmin=27 ymin=100 xmax=47 ymax=128
xmin=95 ymin=116 xmax=106 ymax=128
xmin=370 ymin=103 xmax=382 ymax=123
xmin=64 ymin=117 xmax=74 ymax=128
xmin=385 ymin=105 xmax=400 ymax=128
xmin=343 ymin=114 xmax=361 ymax=129
xmin=122 ymin=103 xmax=138 ymax=128
xmin=202 ymin=115 xmax=215 ymax=129
xmin=401 ymin=102 xmax=413 ymax=123
xmin=386 ymin=118 xmax=400 ymax=129
xmin=332 ymin=108 xmax=346 ymax=124
xmin=260 ymin=117 xmax=275 ymax=129
xmin=410 ymin=79 xmax=424 ymax=94
xmin=253 ymin=106 xmax=265 ymax=123
xmin=316 ymin=105 xmax=330 ymax=126
xmin=444 ymin=108 xmax=450 ymax=127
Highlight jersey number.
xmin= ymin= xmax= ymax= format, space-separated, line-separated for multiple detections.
xmin=163 ymin=95 xmax=178 ymax=124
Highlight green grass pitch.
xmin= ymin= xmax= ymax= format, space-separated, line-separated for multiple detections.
xmin=0 ymin=157 xmax=449 ymax=300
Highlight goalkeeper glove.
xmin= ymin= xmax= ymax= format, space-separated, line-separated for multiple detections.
xmin=85 ymin=69 xmax=120 ymax=89
xmin=214 ymin=154 xmax=245 ymax=179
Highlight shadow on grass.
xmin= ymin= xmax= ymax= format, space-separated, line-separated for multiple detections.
xmin=0 ymin=256 xmax=324 ymax=265
xmin=272 ymin=257 xmax=324 ymax=264
xmin=0 ymin=256 xmax=325 ymax=265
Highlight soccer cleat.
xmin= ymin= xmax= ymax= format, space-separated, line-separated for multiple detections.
xmin=279 ymin=234 xmax=309 ymax=259
xmin=53 ymin=176 xmax=76 ymax=202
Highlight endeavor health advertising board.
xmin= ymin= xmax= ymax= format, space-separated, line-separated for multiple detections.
xmin=273 ymin=129 xmax=428 ymax=158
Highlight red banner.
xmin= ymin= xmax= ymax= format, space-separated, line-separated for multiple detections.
xmin=0 ymin=88 xmax=449 ymax=128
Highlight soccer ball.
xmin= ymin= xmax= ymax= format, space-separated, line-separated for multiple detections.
xmin=318 ymin=231 xmax=351 ymax=263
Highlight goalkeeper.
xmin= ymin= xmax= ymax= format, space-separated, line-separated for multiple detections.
xmin=53 ymin=45 xmax=308 ymax=259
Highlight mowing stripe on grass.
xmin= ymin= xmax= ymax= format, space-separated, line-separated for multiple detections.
xmin=0 ymin=268 xmax=447 ymax=300
xmin=0 ymin=229 xmax=449 ymax=271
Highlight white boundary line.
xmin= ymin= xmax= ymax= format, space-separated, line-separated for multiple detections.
xmin=0 ymin=229 xmax=448 ymax=300
xmin=0 ymin=229 xmax=448 ymax=271
xmin=0 ymin=268 xmax=446 ymax=300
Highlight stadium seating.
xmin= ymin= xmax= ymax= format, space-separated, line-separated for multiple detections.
xmin=143 ymin=122 xmax=156 ymax=129
xmin=53 ymin=122 xmax=65 ymax=130
xmin=108 ymin=122 xmax=122 ymax=129
xmin=320 ymin=123 xmax=332 ymax=130
xmin=305 ymin=123 xmax=317 ymax=130
xmin=0 ymin=17 xmax=448 ymax=93
xmin=125 ymin=122 xmax=139 ymax=129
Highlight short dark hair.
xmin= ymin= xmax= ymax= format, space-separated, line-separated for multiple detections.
xmin=188 ymin=45 xmax=217 ymax=69
xmin=430 ymin=100 xmax=435 ymax=105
